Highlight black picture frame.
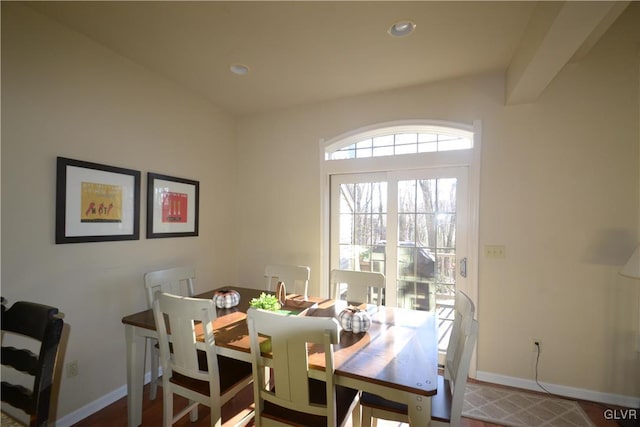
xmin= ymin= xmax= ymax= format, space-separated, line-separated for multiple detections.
xmin=56 ymin=157 xmax=141 ymax=244
xmin=146 ymin=172 xmax=199 ymax=238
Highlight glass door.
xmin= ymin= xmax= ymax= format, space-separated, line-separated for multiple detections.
xmin=330 ymin=167 xmax=468 ymax=314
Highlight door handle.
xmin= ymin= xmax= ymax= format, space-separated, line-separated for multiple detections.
xmin=460 ymin=257 xmax=467 ymax=278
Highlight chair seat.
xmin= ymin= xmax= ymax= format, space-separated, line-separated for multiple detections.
xmin=262 ymin=378 xmax=360 ymax=427
xmin=170 ymin=355 xmax=253 ymax=396
xmin=360 ymin=375 xmax=451 ymax=423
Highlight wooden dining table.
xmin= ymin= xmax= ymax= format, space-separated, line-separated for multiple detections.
xmin=122 ymin=286 xmax=438 ymax=427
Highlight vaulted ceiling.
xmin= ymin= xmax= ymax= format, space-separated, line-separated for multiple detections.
xmin=27 ymin=1 xmax=631 ymax=115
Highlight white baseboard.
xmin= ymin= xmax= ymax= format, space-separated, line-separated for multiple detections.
xmin=476 ymin=371 xmax=640 ymax=409
xmin=54 ymin=371 xmax=153 ymax=427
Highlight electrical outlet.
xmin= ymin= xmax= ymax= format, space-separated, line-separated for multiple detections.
xmin=484 ymin=245 xmax=506 ymax=259
xmin=66 ymin=360 xmax=79 ymax=378
xmin=532 ymin=339 xmax=542 ymax=352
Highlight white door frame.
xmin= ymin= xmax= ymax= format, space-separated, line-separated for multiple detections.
xmin=320 ymin=119 xmax=481 ymax=376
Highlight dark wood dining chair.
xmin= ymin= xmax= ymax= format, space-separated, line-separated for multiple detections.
xmin=1 ymin=298 xmax=64 ymax=427
xmin=246 ymin=307 xmax=361 ymax=427
xmin=360 ymin=290 xmax=478 ymax=427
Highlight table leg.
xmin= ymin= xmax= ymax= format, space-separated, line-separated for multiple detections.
xmin=407 ymin=393 xmax=432 ymax=427
xmin=125 ymin=324 xmax=145 ymax=427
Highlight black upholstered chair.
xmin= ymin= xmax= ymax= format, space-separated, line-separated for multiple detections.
xmin=1 ymin=298 xmax=64 ymax=427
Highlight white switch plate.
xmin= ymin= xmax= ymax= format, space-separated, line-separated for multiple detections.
xmin=485 ymin=245 xmax=506 ymax=259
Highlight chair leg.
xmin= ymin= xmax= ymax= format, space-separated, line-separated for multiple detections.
xmin=163 ymin=387 xmax=173 ymax=427
xmin=351 ymin=400 xmax=361 ymax=427
xmin=210 ymin=404 xmax=221 ymax=427
xmin=189 ymin=401 xmax=199 ymax=422
xmin=150 ymin=341 xmax=159 ymax=400
xmin=361 ymin=406 xmax=372 ymax=427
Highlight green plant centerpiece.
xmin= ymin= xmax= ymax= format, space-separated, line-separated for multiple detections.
xmin=249 ymin=292 xmax=281 ymax=311
xmin=250 ymin=292 xmax=281 ymax=354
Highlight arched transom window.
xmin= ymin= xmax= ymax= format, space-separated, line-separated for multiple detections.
xmin=325 ymin=125 xmax=473 ymax=160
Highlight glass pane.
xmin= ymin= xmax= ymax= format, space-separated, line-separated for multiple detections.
xmin=439 ymin=136 xmax=472 ymax=151
xmin=397 ymin=280 xmax=432 ymax=310
xmin=416 ymin=214 xmax=435 ymax=247
xmin=417 ymin=179 xmax=435 ymax=213
xmin=359 ymin=246 xmax=374 ymax=272
xmin=396 ymin=133 xmax=418 ymax=144
xmin=373 ymin=135 xmax=394 ymax=147
xmin=339 ymin=245 xmax=356 ymax=270
xmin=339 ymin=213 xmax=353 ymax=244
xmin=437 ymin=249 xmax=456 ymax=285
xmin=354 ymin=183 xmax=371 ymax=213
xmin=397 ymin=246 xmax=415 ymax=279
xmin=356 ymin=139 xmax=372 ymax=149
xmin=397 ymin=214 xmax=415 ymax=243
xmin=395 ymin=144 xmax=417 ymax=155
xmin=354 ymin=214 xmax=371 ymax=245
xmin=437 ymin=178 xmax=456 ymax=212
xmin=416 ymin=247 xmax=435 ymax=281
xmin=398 ymin=180 xmax=416 ymax=213
xmin=371 ymin=182 xmax=387 ymax=214
xmin=340 ymin=184 xmax=354 ymax=209
xmin=371 ymin=245 xmax=386 ymax=275
xmin=372 ymin=214 xmax=387 ymax=245
xmin=372 ymin=146 xmax=394 ymax=157
xmin=437 ymin=214 xmax=456 ymax=248
xmin=418 ymin=133 xmax=437 ymax=142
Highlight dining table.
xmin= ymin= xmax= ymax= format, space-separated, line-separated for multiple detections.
xmin=122 ymin=286 xmax=438 ymax=427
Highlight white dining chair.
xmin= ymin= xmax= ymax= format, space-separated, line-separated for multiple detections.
xmin=360 ymin=290 xmax=478 ymax=427
xmin=329 ymin=269 xmax=385 ymax=305
xmin=246 ymin=307 xmax=361 ymax=427
xmin=153 ymin=293 xmax=254 ymax=427
xmin=264 ymin=264 xmax=310 ymax=298
xmin=144 ymin=266 xmax=196 ymax=400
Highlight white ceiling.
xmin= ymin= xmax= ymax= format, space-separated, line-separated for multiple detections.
xmin=26 ymin=1 xmax=631 ymax=116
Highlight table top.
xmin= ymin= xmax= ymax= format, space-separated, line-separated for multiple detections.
xmin=122 ymin=286 xmax=438 ymax=397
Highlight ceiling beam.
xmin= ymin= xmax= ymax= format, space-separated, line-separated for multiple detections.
xmin=505 ymin=1 xmax=630 ymax=105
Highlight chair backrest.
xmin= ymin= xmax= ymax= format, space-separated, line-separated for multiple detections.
xmin=1 ymin=300 xmax=64 ymax=427
xmin=246 ymin=308 xmax=341 ymax=425
xmin=444 ymin=290 xmax=478 ymax=423
xmin=152 ymin=293 xmax=221 ymax=399
xmin=144 ymin=266 xmax=196 ymax=307
xmin=264 ymin=264 xmax=310 ymax=297
xmin=329 ymin=269 xmax=385 ymax=305
xmin=444 ymin=290 xmax=475 ymax=376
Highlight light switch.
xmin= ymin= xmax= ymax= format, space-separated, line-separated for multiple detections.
xmin=485 ymin=245 xmax=506 ymax=259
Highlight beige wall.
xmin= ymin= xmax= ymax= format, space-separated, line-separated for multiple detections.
xmin=1 ymin=3 xmax=240 ymax=419
xmin=236 ymin=4 xmax=640 ymax=400
xmin=1 ymin=0 xmax=639 ymax=423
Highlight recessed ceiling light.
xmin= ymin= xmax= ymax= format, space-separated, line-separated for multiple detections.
xmin=388 ymin=20 xmax=416 ymax=38
xmin=230 ymin=63 xmax=250 ymax=75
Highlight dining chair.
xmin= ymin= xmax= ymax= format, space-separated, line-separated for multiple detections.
xmin=152 ymin=293 xmax=254 ymax=427
xmin=329 ymin=269 xmax=385 ymax=306
xmin=246 ymin=308 xmax=361 ymax=427
xmin=1 ymin=298 xmax=64 ymax=427
xmin=144 ymin=266 xmax=196 ymax=400
xmin=264 ymin=264 xmax=310 ymax=298
xmin=360 ymin=290 xmax=478 ymax=427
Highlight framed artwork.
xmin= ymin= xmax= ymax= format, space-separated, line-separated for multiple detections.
xmin=56 ymin=157 xmax=141 ymax=244
xmin=146 ymin=172 xmax=199 ymax=238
